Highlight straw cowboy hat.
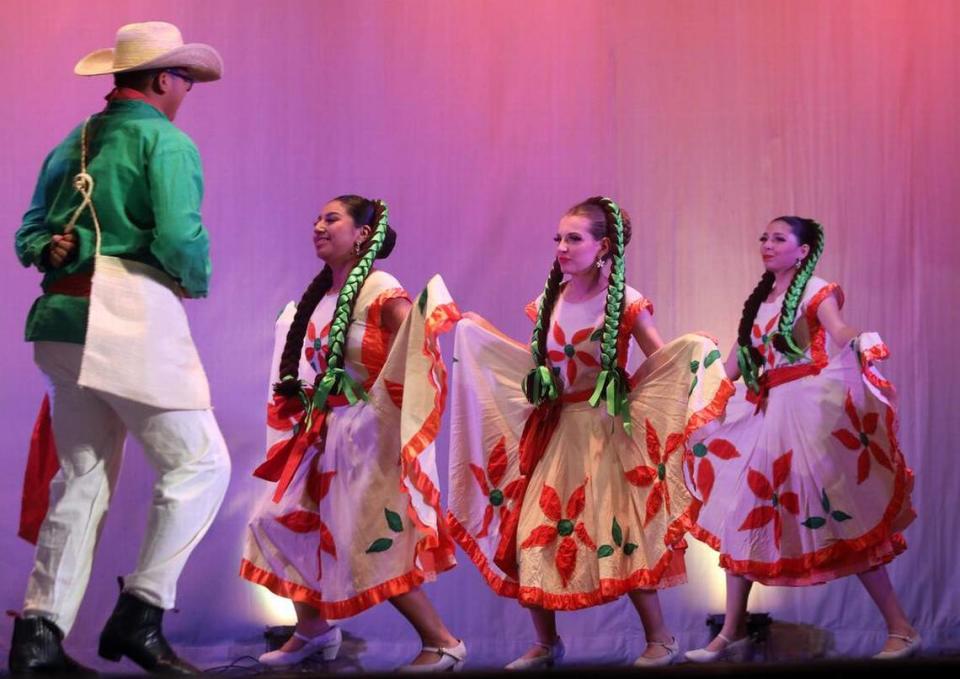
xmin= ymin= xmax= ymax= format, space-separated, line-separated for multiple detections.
xmin=74 ymin=21 xmax=222 ymax=82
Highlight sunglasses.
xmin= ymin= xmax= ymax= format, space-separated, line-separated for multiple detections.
xmin=163 ymin=68 xmax=195 ymax=91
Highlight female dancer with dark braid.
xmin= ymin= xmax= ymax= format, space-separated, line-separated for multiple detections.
xmin=241 ymin=196 xmax=465 ymax=671
xmin=684 ymin=217 xmax=918 ymax=662
xmin=447 ymin=197 xmax=733 ymax=668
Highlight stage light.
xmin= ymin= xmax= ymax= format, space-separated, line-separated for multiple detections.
xmin=251 ymin=587 xmax=296 ymax=626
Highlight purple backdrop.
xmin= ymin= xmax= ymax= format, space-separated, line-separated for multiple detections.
xmin=1 ymin=0 xmax=958 ymax=670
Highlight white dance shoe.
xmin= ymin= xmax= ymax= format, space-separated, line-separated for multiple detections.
xmin=505 ymin=637 xmax=565 ymax=670
xmin=397 ymin=640 xmax=467 ymax=672
xmin=633 ymin=637 xmax=680 ymax=667
xmin=684 ymin=633 xmax=753 ymax=663
xmin=873 ymin=633 xmax=921 ymax=659
xmin=258 ymin=625 xmax=342 ymax=666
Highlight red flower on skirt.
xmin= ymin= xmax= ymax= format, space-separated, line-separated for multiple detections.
xmin=752 ymin=314 xmax=780 ymax=367
xmin=547 ymin=324 xmax=599 ymax=386
xmin=688 ymin=439 xmax=741 ymax=504
xmin=520 ymin=479 xmax=596 ymax=587
xmin=625 ymin=420 xmax=685 ymax=526
xmin=469 ymin=436 xmax=525 ymax=538
xmin=275 ymin=457 xmax=337 ymax=579
xmin=831 ymin=390 xmax=893 ymax=484
xmin=737 ymin=450 xmax=799 ymax=551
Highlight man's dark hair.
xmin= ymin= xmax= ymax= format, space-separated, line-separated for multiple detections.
xmin=113 ymin=69 xmax=160 ymax=91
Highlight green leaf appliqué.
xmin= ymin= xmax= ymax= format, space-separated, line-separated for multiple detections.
xmin=612 ymin=517 xmax=623 ymax=547
xmin=704 ymin=349 xmax=722 ymax=368
xmin=831 ymin=510 xmax=852 ymax=522
xmin=366 ymin=537 xmax=394 ymax=553
xmin=802 ymin=516 xmax=826 ymax=529
xmin=597 ymin=545 xmax=615 ymax=558
xmin=385 ymin=509 xmax=404 ymax=533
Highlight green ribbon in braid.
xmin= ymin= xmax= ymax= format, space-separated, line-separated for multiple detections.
xmin=522 ymin=270 xmax=562 ymax=406
xmin=737 ymin=345 xmax=761 ymax=393
xmin=775 ymin=221 xmax=825 ymax=363
xmin=305 ymin=200 xmax=390 ymax=428
xmin=587 ymin=197 xmax=632 ymax=434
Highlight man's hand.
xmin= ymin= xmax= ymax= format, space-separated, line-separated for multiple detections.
xmin=47 ymin=233 xmax=78 ymax=268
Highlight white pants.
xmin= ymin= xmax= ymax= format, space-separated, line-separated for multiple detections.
xmin=23 ymin=342 xmax=231 ymax=635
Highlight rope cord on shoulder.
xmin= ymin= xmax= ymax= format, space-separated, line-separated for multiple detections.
xmin=63 ymin=117 xmax=103 ymax=255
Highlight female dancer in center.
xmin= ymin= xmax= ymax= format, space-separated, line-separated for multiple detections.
xmin=684 ymin=216 xmax=918 ymax=662
xmin=447 ymin=196 xmax=733 ymax=668
xmin=241 ymin=195 xmax=465 ymax=671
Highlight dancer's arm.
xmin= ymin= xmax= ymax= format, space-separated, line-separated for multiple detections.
xmin=382 ymin=297 xmax=412 ymax=338
xmin=816 ymin=294 xmax=859 ymax=347
xmin=723 ymin=345 xmax=741 ymax=382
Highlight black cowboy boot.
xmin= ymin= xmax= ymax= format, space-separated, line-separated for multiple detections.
xmin=8 ymin=616 xmax=97 ymax=675
xmin=98 ymin=592 xmax=198 ymax=674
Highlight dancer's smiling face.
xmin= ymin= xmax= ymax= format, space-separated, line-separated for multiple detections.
xmin=760 ymin=219 xmax=810 ymax=274
xmin=554 ymin=214 xmax=609 ymax=276
xmin=313 ymin=200 xmax=370 ymax=265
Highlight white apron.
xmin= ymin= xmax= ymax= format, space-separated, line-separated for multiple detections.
xmin=67 ymin=116 xmax=210 ymax=410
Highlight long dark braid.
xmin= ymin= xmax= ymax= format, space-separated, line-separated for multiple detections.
xmin=586 ymin=197 xmax=631 ymax=430
xmin=274 ymin=266 xmax=334 ymax=397
xmin=521 ymin=260 xmax=564 ymax=405
xmin=735 ymin=271 xmax=775 ymax=393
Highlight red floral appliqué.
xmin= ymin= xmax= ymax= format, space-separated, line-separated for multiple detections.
xmin=275 ymin=458 xmax=337 ymax=579
xmin=831 ymin=390 xmax=893 ymax=484
xmin=752 ymin=313 xmax=780 ymax=367
xmin=469 ymin=436 xmax=525 ymax=538
xmin=688 ymin=439 xmax=741 ymax=504
xmin=737 ymin=450 xmax=799 ymax=550
xmin=304 ymin=320 xmax=331 ymax=374
xmin=625 ymin=420 xmax=685 ymax=526
xmin=547 ymin=324 xmax=599 ymax=386
xmin=520 ymin=479 xmax=596 ymax=587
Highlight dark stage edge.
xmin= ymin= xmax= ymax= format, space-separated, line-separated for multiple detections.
xmin=5 ymin=655 xmax=956 ymax=677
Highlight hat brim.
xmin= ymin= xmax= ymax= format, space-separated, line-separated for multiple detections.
xmin=74 ymin=43 xmax=223 ymax=82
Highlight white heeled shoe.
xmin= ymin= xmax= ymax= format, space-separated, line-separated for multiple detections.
xmin=873 ymin=633 xmax=921 ymax=659
xmin=397 ymin=640 xmax=467 ymax=672
xmin=633 ymin=637 xmax=680 ymax=667
xmin=684 ymin=633 xmax=753 ymax=663
xmin=505 ymin=637 xmax=565 ymax=670
xmin=258 ymin=625 xmax=342 ymax=666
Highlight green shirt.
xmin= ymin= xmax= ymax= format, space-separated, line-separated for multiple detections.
xmin=14 ymin=99 xmax=212 ymax=344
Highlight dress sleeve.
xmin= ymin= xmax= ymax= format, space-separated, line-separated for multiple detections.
xmin=804 ymin=282 xmax=844 ymax=321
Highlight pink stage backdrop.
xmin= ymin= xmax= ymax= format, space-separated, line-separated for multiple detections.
xmin=1 ymin=0 xmax=957 ymax=670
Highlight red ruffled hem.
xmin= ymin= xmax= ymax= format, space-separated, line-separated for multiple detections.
xmin=690 ymin=459 xmax=914 ymax=583
xmin=666 ymin=370 xmax=736 ymax=548
xmin=447 ymin=514 xmax=520 ymax=598
xmin=239 ymin=558 xmax=426 ymax=619
xmin=398 ymin=300 xmax=462 ymax=575
xmin=719 ymin=533 xmax=908 ymax=586
xmin=689 ymin=376 xmax=915 ymax=584
xmin=448 ymin=510 xmax=686 ymax=611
